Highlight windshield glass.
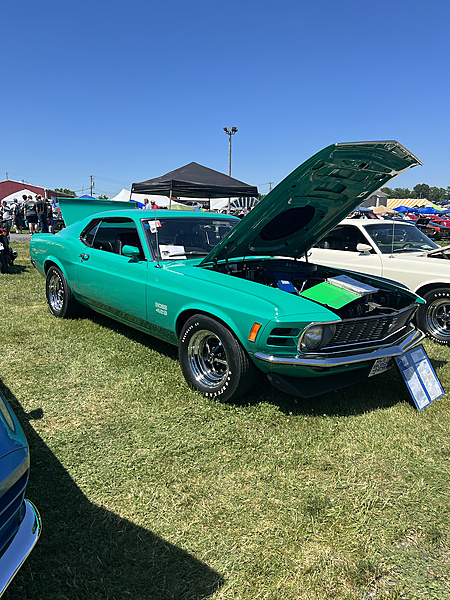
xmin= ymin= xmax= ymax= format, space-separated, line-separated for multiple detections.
xmin=143 ymin=216 xmax=238 ymax=260
xmin=364 ymin=222 xmax=439 ymax=253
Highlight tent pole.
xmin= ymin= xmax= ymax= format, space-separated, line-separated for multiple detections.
xmin=169 ymin=186 xmax=172 ymax=210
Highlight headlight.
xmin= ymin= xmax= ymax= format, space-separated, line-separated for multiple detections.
xmin=299 ymin=323 xmax=336 ymax=352
xmin=301 ymin=325 xmax=324 ymax=351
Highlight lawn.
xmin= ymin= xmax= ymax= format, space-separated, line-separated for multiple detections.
xmin=1 ymin=241 xmax=449 ymax=600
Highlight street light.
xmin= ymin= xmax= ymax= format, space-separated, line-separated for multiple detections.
xmin=223 ymin=126 xmax=238 ymax=176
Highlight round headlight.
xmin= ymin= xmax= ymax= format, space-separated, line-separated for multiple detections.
xmin=301 ymin=325 xmax=324 ymax=351
xmin=299 ymin=323 xmax=337 ymax=352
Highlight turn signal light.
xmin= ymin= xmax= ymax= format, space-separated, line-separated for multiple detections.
xmin=248 ymin=323 xmax=262 ymax=342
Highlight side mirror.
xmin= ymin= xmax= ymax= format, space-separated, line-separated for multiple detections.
xmin=122 ymin=245 xmax=141 ymax=260
xmin=356 ymin=243 xmax=372 ymax=254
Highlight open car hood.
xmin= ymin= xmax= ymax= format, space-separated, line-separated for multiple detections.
xmin=201 ymin=141 xmax=422 ymax=266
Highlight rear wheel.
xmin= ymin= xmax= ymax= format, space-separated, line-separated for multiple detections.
xmin=179 ymin=315 xmax=258 ymax=401
xmin=417 ymin=287 xmax=450 ymax=345
xmin=46 ymin=266 xmax=81 ymax=318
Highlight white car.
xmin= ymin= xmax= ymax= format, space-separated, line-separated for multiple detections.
xmin=309 ymin=218 xmax=450 ymax=344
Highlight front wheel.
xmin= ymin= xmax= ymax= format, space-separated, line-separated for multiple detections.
xmin=417 ymin=287 xmax=450 ymax=345
xmin=45 ymin=266 xmax=81 ymax=318
xmin=179 ymin=315 xmax=258 ymax=401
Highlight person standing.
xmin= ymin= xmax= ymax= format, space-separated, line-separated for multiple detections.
xmin=11 ymin=199 xmax=24 ymax=233
xmin=25 ymin=195 xmax=38 ymax=235
xmin=46 ymin=200 xmax=55 ymax=233
xmin=1 ymin=201 xmax=12 ymax=233
xmin=36 ymin=195 xmax=49 ymax=233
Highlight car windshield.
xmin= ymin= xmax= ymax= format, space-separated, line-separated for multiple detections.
xmin=364 ymin=222 xmax=439 ymax=253
xmin=142 ymin=216 xmax=238 ymax=260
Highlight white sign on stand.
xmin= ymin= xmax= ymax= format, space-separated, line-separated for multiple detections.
xmin=395 ymin=345 xmax=444 ymax=410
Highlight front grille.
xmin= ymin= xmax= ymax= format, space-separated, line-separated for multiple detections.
xmin=0 ymin=471 xmax=28 ymax=553
xmin=324 ymin=306 xmax=416 ymax=350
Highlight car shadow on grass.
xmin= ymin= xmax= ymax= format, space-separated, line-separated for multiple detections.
xmin=1 ymin=383 xmax=224 ymax=600
xmin=70 ymin=312 xmax=443 ymax=418
xmin=78 ymin=310 xmax=180 ymax=361
xmin=236 ymin=367 xmax=419 ymax=417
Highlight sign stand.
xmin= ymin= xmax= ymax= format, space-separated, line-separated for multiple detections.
xmin=395 ymin=345 xmax=444 ymax=410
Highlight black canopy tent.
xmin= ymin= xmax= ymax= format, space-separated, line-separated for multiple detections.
xmin=131 ymin=162 xmax=258 ymax=209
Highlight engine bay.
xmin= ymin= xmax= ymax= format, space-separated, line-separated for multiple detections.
xmin=208 ymin=258 xmax=413 ymax=319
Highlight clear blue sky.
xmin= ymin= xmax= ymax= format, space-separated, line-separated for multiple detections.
xmin=1 ymin=0 xmax=449 ymax=198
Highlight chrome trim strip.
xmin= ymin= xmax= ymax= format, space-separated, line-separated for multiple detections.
xmin=254 ymin=329 xmax=425 ymax=368
xmin=0 ymin=500 xmax=41 ymax=595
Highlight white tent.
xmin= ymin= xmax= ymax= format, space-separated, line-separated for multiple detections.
xmin=110 ymin=189 xmax=261 ymax=212
xmin=209 ymin=196 xmax=259 ymax=211
xmin=2 ymin=189 xmax=40 ymax=205
xmin=110 ymin=189 xmax=202 ymax=210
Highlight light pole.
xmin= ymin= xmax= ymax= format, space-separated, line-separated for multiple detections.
xmin=223 ymin=127 xmax=238 ymax=176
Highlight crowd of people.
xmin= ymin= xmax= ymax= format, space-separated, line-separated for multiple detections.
xmin=0 ymin=194 xmax=56 ymax=235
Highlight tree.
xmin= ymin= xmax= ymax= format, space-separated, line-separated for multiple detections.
xmin=54 ymin=187 xmax=76 ymax=197
xmin=413 ymin=184 xmax=430 ymax=200
xmin=428 ymin=187 xmax=447 ymax=203
xmin=97 ymin=195 xmax=109 ymax=200
xmin=392 ymin=187 xmax=413 ymax=199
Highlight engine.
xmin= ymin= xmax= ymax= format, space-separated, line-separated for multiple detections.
xmin=209 ymin=258 xmax=411 ymax=319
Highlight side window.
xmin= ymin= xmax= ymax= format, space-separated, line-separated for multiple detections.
xmin=92 ymin=219 xmax=145 ymax=259
xmin=318 ymin=226 xmax=374 ymax=253
xmin=80 ymin=220 xmax=100 ymax=247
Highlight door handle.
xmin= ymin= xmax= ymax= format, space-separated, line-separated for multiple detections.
xmin=79 ymin=253 xmax=90 ymax=261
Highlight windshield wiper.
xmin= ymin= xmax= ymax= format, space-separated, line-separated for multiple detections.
xmin=167 ymin=251 xmax=209 ymax=258
xmin=393 ymin=246 xmax=420 ymax=253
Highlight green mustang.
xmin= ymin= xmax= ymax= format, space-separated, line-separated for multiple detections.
xmin=30 ymin=141 xmax=425 ymax=401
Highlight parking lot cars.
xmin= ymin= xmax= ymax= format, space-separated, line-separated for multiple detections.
xmin=310 ymin=218 xmax=450 ymax=344
xmin=30 ymin=141 xmax=426 ymax=400
xmin=0 ymin=391 xmax=41 ymax=596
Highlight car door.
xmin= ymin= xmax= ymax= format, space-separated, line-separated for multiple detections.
xmin=311 ymin=224 xmax=383 ymax=277
xmin=76 ymin=218 xmax=148 ymax=324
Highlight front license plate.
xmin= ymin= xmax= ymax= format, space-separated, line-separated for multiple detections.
xmin=369 ymin=356 xmax=392 ymax=377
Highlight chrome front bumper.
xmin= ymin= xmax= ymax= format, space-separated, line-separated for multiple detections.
xmin=254 ymin=328 xmax=425 ymax=368
xmin=0 ymin=500 xmax=41 ymax=596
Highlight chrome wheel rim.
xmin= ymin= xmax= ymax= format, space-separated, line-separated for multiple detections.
xmin=187 ymin=329 xmax=229 ymax=388
xmin=426 ymin=298 xmax=450 ymax=340
xmin=48 ymin=272 xmax=64 ymax=312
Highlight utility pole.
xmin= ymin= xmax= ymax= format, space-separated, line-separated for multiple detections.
xmin=223 ymin=127 xmax=238 ymax=176
xmin=90 ymin=175 xmax=94 ymax=196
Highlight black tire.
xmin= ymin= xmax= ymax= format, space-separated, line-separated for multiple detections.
xmin=45 ymin=265 xmax=81 ymax=318
xmin=179 ymin=315 xmax=258 ymax=401
xmin=417 ymin=287 xmax=450 ymax=345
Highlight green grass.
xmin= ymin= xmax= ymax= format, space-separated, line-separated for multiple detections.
xmin=1 ymin=241 xmax=449 ymax=600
